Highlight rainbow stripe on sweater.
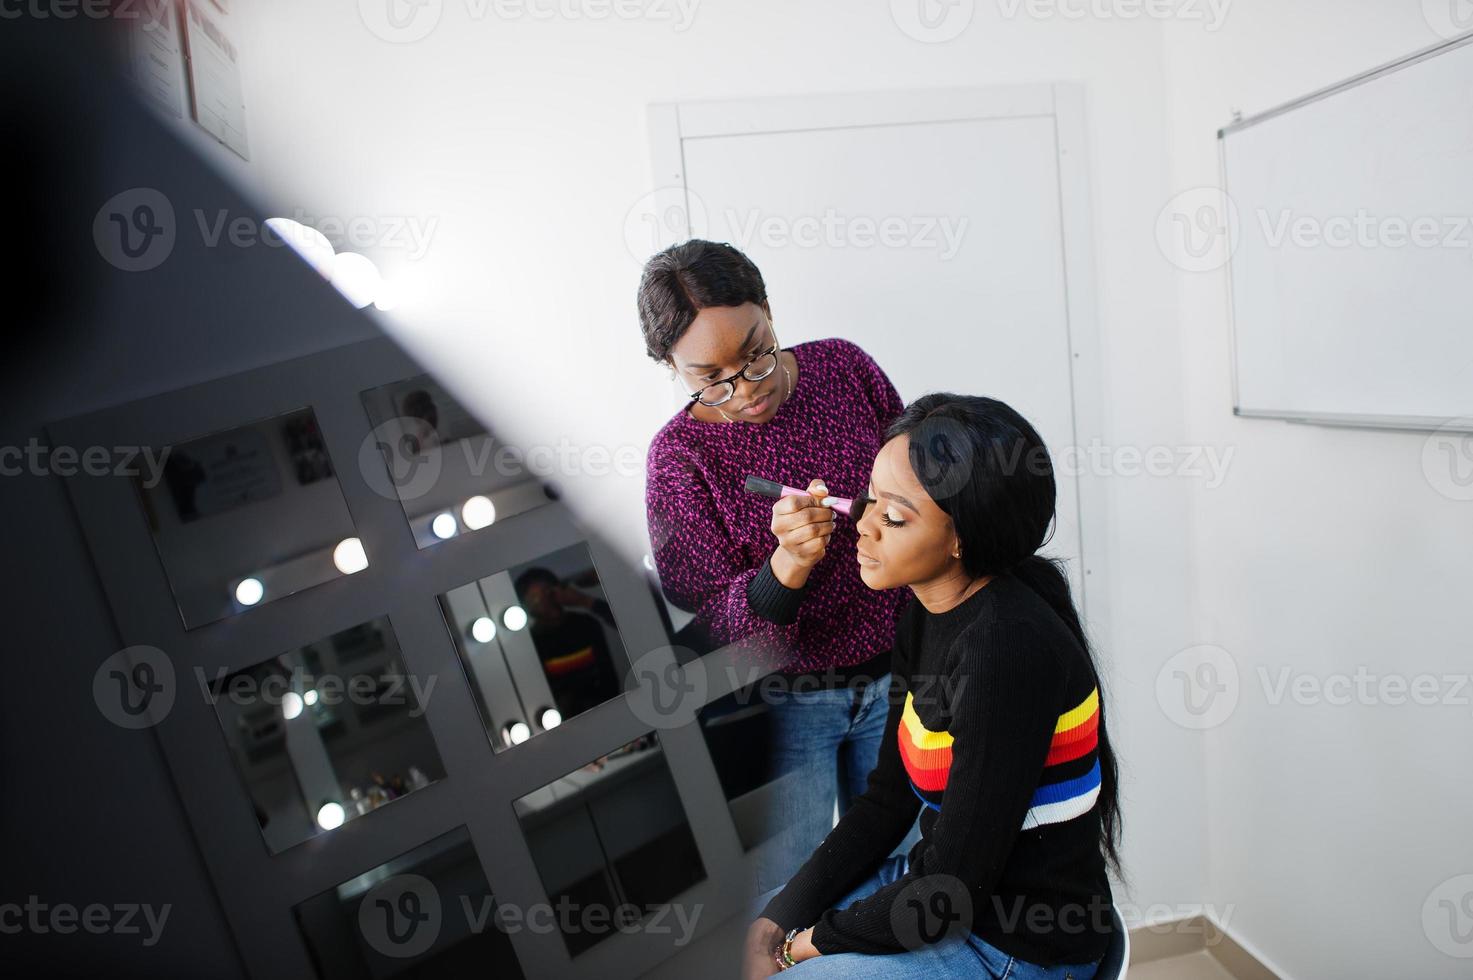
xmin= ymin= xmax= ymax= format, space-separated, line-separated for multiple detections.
xmin=898 ymin=686 xmax=1102 ymax=830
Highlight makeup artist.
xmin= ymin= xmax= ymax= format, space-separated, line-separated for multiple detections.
xmin=638 ymin=239 xmax=915 ymax=894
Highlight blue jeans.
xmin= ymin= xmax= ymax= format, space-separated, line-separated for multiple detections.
xmin=749 ymin=676 xmax=923 ymax=896
xmin=753 ymin=855 xmax=1101 ymax=979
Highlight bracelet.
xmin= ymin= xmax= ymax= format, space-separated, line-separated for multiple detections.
xmin=773 ymin=926 xmax=803 ymax=970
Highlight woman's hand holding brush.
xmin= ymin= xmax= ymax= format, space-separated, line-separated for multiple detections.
xmin=768 ymin=477 xmax=839 ymax=589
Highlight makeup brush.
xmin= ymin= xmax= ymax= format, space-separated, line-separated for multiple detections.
xmin=743 ymin=475 xmax=854 ymax=516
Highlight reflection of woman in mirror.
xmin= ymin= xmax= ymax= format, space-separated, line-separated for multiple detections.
xmin=638 ymin=240 xmax=916 ymax=896
xmin=514 ymin=567 xmax=621 ymax=718
xmin=743 ymin=396 xmax=1121 ymax=978
xmin=397 ymin=388 xmax=442 ymax=457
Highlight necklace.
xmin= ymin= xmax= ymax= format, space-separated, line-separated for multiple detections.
xmin=718 ymin=357 xmax=792 ymax=424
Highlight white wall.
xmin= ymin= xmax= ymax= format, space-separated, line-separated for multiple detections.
xmin=1163 ymin=3 xmax=1473 ymax=977
xmin=202 ymin=0 xmax=1215 ymax=941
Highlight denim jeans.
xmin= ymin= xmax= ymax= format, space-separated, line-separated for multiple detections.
xmin=749 ymin=675 xmax=923 ymax=897
xmin=752 ymin=854 xmax=1101 ymax=979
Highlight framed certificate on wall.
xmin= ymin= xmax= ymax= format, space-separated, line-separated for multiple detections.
xmin=182 ymin=0 xmax=249 ymax=160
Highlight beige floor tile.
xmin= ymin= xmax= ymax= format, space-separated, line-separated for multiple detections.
xmin=1129 ymin=949 xmax=1243 ymax=980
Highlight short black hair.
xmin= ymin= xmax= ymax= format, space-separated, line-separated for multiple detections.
xmin=513 ymin=567 xmax=559 ymax=599
xmin=636 ymin=239 xmax=768 ymax=364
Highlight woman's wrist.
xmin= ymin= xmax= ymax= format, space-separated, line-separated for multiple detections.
xmin=772 ymin=925 xmax=818 ymax=970
xmin=769 ymin=548 xmax=813 ymax=590
xmin=788 ymin=926 xmax=820 ymax=962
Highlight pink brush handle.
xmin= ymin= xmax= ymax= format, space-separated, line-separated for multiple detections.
xmin=775 ymin=484 xmax=852 ymax=516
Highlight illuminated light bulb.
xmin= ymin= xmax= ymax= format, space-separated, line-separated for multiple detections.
xmin=333 ymin=537 xmax=368 ymax=574
xmin=330 ymin=251 xmax=381 ymax=309
xmin=236 ymin=577 xmax=264 ymax=606
xmin=264 ymin=217 xmax=334 ymax=277
xmin=507 ymin=721 xmax=530 ymax=745
xmin=303 ymin=689 xmax=319 ymax=707
xmin=316 ymin=801 xmax=346 ymax=830
xmin=540 ymin=707 xmax=562 ymax=730
xmin=461 ymin=495 xmax=496 ymax=530
xmin=431 ymin=512 xmax=458 ymax=540
xmin=502 ymin=606 xmax=528 ymax=631
xmin=470 ymin=617 xmax=496 ymax=643
xmin=373 ymin=277 xmax=400 ymax=311
xmin=282 ymin=691 xmax=304 ymax=720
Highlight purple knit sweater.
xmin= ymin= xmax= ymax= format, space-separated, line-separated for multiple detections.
xmin=645 ymin=337 xmax=913 ymax=674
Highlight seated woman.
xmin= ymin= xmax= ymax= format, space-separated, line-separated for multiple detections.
xmin=743 ymin=393 xmax=1121 ymax=979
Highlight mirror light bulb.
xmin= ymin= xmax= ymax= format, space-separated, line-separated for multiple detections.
xmin=462 ymin=495 xmax=496 ymax=530
xmin=431 ymin=512 xmax=458 ymax=540
xmin=470 ymin=617 xmax=496 ymax=643
xmin=540 ymin=707 xmax=562 ymax=730
xmin=333 ymin=537 xmax=368 ymax=574
xmin=502 ymin=606 xmax=528 ymax=631
xmin=507 ymin=721 xmax=531 ymax=745
xmin=316 ymin=801 xmax=346 ymax=830
xmin=235 ymin=577 xmax=264 ymax=606
xmin=282 ymin=691 xmax=304 ymax=720
xmin=264 ymin=217 xmax=334 ymax=278
xmin=330 ymin=251 xmax=381 ymax=309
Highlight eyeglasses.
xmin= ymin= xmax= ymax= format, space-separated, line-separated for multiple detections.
xmin=683 ymin=338 xmax=782 ymax=407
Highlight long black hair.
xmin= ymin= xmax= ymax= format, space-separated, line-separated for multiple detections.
xmin=636 ymin=239 xmax=768 ymax=364
xmin=884 ymin=392 xmax=1123 ymax=877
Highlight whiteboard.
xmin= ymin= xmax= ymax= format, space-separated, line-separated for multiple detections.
xmin=1221 ymin=33 xmax=1473 ymax=431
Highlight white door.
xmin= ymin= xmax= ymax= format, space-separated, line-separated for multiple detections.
xmin=647 ymin=86 xmax=1106 ymax=611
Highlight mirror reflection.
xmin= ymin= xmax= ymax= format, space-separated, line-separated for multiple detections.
xmin=135 ymin=407 xmax=364 ymax=628
xmin=360 ymin=375 xmax=554 ymax=549
xmin=514 ymin=732 xmax=705 ymax=956
xmin=697 ymin=691 xmax=776 ymax=852
xmin=441 ymin=541 xmax=628 ymax=751
xmin=208 ymin=616 xmax=446 ymax=853
xmin=294 ymin=826 xmax=525 ymax=979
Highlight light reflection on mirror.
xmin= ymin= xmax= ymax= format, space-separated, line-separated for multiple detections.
xmin=513 ymin=732 xmax=706 ymax=957
xmin=441 ymin=541 xmax=628 ymax=753
xmin=208 ymin=616 xmax=447 ymax=854
xmin=134 ymin=407 xmax=364 ymax=629
xmin=360 ymin=375 xmax=554 ymax=549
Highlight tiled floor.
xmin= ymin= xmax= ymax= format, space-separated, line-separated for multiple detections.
xmin=1130 ymin=949 xmax=1245 ymax=980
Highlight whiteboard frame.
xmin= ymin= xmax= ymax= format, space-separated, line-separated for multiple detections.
xmin=646 ymin=83 xmax=1113 ymax=635
xmin=1220 ymin=30 xmax=1473 ymax=434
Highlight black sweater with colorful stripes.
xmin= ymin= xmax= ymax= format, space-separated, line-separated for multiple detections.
xmin=759 ymin=570 xmax=1114 ymax=965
